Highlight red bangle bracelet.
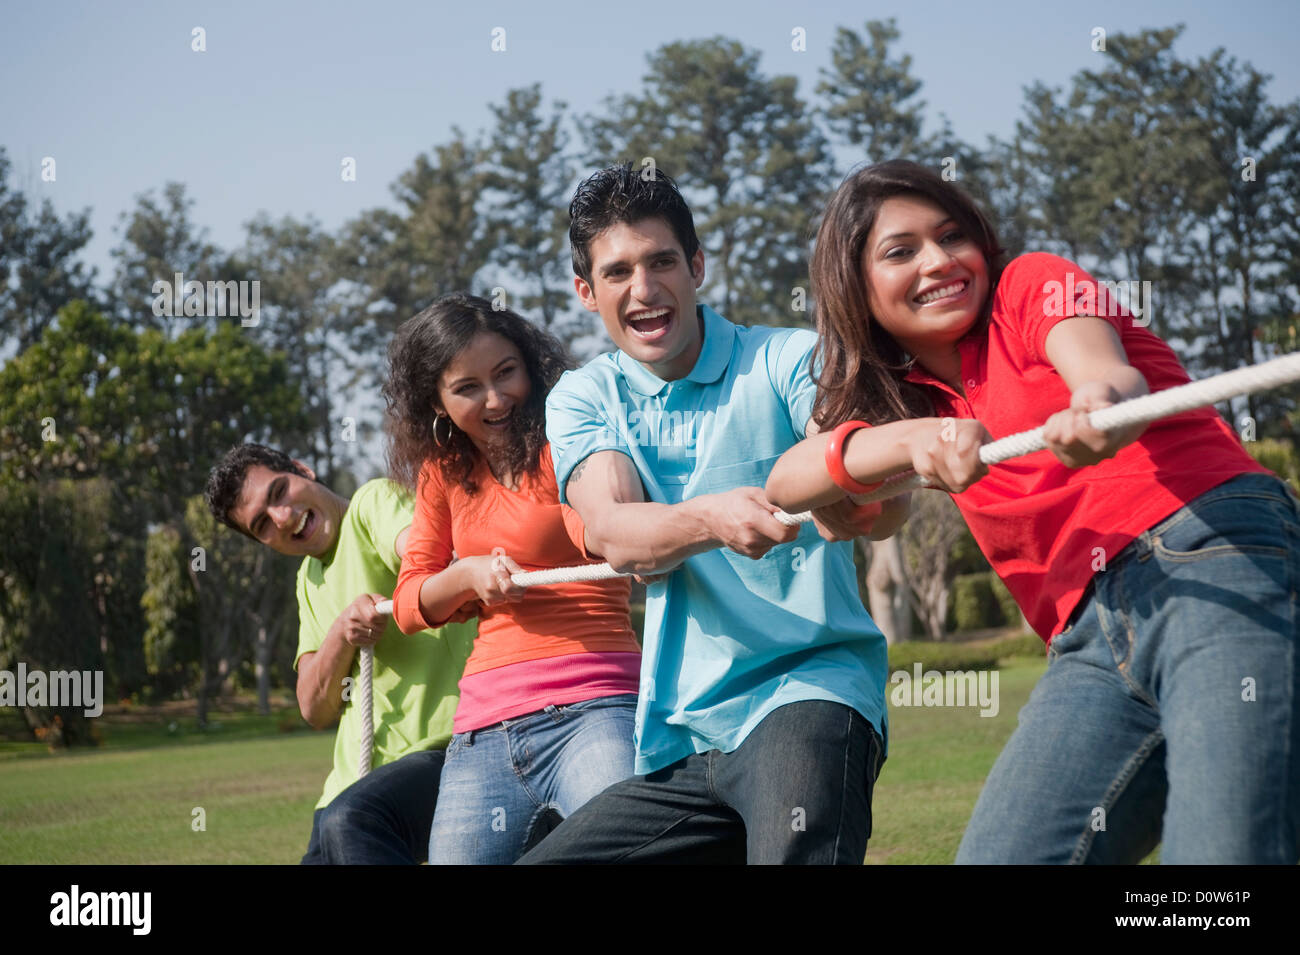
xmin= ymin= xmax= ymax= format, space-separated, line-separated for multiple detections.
xmin=825 ymin=420 xmax=883 ymax=496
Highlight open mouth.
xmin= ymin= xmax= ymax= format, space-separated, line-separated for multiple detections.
xmin=626 ymin=307 xmax=672 ymax=341
xmin=292 ymin=509 xmax=315 ymax=541
xmin=483 ymin=409 xmax=515 ymax=429
xmin=914 ymin=279 xmax=970 ymax=306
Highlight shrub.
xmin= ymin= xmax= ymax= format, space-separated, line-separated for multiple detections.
xmin=887 ymin=633 xmax=1045 ymax=673
xmin=951 ymin=572 xmax=1000 ymax=631
xmin=990 ymin=574 xmax=1024 ymax=631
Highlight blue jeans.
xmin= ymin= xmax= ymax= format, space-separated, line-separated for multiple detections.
xmin=957 ymin=473 xmax=1300 ymax=864
xmin=301 ymin=748 xmax=444 ymax=865
xmin=518 ymin=699 xmax=885 ymax=864
xmin=427 ymin=694 xmax=638 ymax=864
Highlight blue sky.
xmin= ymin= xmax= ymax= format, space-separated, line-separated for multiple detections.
xmin=3 ymin=0 xmax=1298 ymax=281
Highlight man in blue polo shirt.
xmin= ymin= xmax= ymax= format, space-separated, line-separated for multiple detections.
xmin=520 ymin=163 xmax=908 ymax=864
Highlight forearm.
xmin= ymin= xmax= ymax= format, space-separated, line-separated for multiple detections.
xmin=297 ymin=628 xmax=357 ymax=730
xmin=866 ymin=493 xmax=911 ymax=541
xmin=413 ymin=563 xmax=478 ymax=629
xmin=585 ymin=496 xmax=720 ymax=575
xmin=767 ymin=419 xmax=932 ymax=513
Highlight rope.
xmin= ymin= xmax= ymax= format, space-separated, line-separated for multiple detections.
xmin=360 ymin=351 xmax=1300 ymax=768
xmin=779 ymin=349 xmax=1300 ymax=510
xmin=358 ymin=645 xmax=374 ymax=778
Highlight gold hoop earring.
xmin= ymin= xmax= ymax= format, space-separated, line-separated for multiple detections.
xmin=433 ymin=414 xmax=452 ymax=448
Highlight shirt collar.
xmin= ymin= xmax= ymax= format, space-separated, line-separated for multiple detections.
xmin=902 ymin=336 xmax=981 ymax=396
xmin=617 ymin=305 xmax=736 ymax=396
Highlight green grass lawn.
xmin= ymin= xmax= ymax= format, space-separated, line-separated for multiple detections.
xmin=0 ymin=658 xmax=1090 ymax=864
xmin=0 ymin=702 xmax=333 ymax=864
xmin=868 ymin=656 xmax=1043 ymax=864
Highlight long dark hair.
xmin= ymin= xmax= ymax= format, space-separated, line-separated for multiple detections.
xmin=809 ymin=160 xmax=1006 ymax=428
xmin=383 ymin=293 xmax=572 ymax=495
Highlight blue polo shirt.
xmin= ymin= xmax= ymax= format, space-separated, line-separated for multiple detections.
xmin=546 ymin=304 xmax=888 ymax=774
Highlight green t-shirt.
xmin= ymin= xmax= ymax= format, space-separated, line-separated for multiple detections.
xmin=295 ymin=478 xmax=476 ymax=809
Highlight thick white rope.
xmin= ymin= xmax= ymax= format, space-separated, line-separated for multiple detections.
xmin=360 ymin=351 xmax=1300 ymax=768
xmin=357 ymin=645 xmax=374 ymax=778
xmin=780 ymin=349 xmax=1300 ymax=512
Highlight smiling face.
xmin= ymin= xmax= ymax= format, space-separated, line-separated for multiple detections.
xmin=229 ymin=463 xmax=347 ymax=558
xmin=861 ymin=195 xmax=990 ymax=358
xmin=436 ymin=331 xmax=532 ymax=458
xmin=575 ymin=218 xmax=707 ymax=381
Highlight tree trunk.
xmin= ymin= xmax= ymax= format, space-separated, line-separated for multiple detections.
xmin=863 ymin=537 xmax=910 ymax=644
xmin=255 ymin=624 xmax=271 ymax=716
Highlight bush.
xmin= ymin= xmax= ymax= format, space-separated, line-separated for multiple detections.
xmin=889 ymin=641 xmax=1001 ymax=672
xmin=995 ymin=633 xmax=1047 ymax=659
xmin=1246 ymin=438 xmax=1300 ymax=491
xmin=888 ymin=633 xmax=1045 ymax=673
xmin=951 ymin=572 xmax=1000 ymax=631
xmin=990 ymin=575 xmax=1024 ymax=631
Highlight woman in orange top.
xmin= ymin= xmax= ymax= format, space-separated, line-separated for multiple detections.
xmin=386 ymin=293 xmax=640 ymax=865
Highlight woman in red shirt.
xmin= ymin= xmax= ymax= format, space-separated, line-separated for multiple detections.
xmin=385 ymin=292 xmax=640 ymax=864
xmin=768 ymin=160 xmax=1300 ymax=864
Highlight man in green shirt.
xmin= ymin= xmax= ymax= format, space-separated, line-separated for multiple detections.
xmin=205 ymin=443 xmax=476 ymax=864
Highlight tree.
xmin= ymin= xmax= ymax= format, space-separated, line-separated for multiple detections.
xmin=183 ymin=497 xmax=298 ymax=721
xmin=817 ymin=19 xmax=926 ymax=162
xmin=141 ymin=523 xmax=200 ymax=700
xmin=0 ymin=301 xmax=311 ymax=738
xmin=1182 ymin=50 xmax=1300 ymax=432
xmin=338 ymin=132 xmax=495 ymax=361
xmin=584 ymin=37 xmax=832 ymax=328
xmin=0 ymin=148 xmax=26 ymax=329
xmin=109 ymin=182 xmax=223 ymax=334
xmin=0 ymin=148 xmax=98 ymax=354
xmin=4 ymin=208 xmax=97 ymax=353
xmin=861 ymin=536 xmax=910 ymax=644
xmin=0 ymin=301 xmax=310 ymax=523
xmin=1010 ymin=82 xmax=1098 ymax=263
xmin=484 ymin=85 xmax=578 ymax=340
xmin=1015 ymin=28 xmax=1214 ymax=338
xmin=897 ymin=491 xmax=968 ymax=641
xmin=237 ymin=214 xmax=350 ymax=483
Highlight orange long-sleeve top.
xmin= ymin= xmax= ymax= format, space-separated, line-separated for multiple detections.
xmin=391 ymin=444 xmax=638 ymax=678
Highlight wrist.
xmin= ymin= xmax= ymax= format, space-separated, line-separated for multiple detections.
xmin=896 ymin=418 xmax=942 ymax=468
xmin=680 ymin=495 xmax=722 ymax=547
xmin=825 ymin=421 xmax=881 ymax=495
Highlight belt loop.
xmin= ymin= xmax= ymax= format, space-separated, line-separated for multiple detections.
xmin=465 ymin=730 xmax=474 ymax=747
xmin=544 ymin=704 xmax=561 ymax=722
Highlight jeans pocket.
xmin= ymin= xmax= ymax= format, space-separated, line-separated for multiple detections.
xmin=870 ymin=726 xmax=885 ymax=783
xmin=1152 ymin=490 xmax=1293 ymax=562
xmin=1047 ymin=608 xmax=1087 ymax=662
xmin=444 ymin=733 xmax=469 ymax=760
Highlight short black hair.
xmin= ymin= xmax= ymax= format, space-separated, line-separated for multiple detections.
xmin=568 ymin=161 xmax=702 ymax=285
xmin=204 ymin=443 xmax=314 ymax=538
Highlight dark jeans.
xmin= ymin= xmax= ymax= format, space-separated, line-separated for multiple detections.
xmin=301 ymin=749 xmax=444 ymax=865
xmin=518 ymin=700 xmax=884 ymax=864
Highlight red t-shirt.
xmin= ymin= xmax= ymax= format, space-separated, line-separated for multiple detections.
xmin=391 ymin=444 xmax=639 ymax=677
xmin=904 ymin=252 xmax=1269 ymax=640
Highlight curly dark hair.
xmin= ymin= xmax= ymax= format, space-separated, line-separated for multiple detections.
xmin=383 ymin=293 xmax=573 ymax=495
xmin=204 ymin=443 xmax=316 ymax=538
xmin=569 ymin=161 xmax=701 ymax=286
